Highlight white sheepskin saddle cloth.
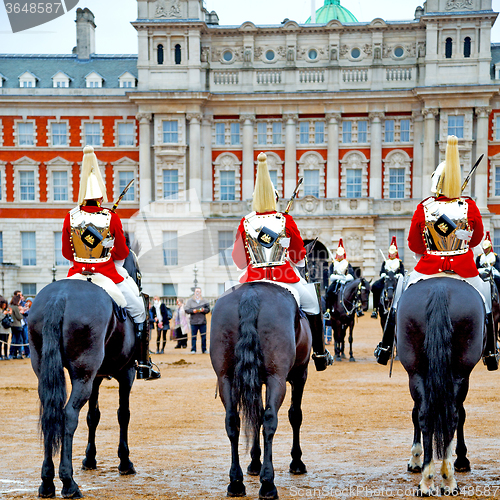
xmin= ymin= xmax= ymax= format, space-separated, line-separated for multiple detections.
xmin=67 ymin=273 xmax=127 ymax=307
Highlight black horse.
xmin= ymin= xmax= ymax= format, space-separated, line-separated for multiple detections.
xmin=377 ymin=271 xmax=398 ymax=332
xmin=325 ymin=278 xmax=370 ymax=362
xmin=210 ymin=281 xmax=313 ymax=500
xmin=28 ymin=247 xmax=142 ymax=498
xmin=397 ymin=278 xmax=485 ymax=495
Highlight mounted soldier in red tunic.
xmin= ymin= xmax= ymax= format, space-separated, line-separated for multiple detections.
xmin=62 ymin=146 xmax=160 ymax=380
xmin=232 ymin=152 xmax=333 ymax=371
xmin=374 ymin=136 xmax=497 ymax=370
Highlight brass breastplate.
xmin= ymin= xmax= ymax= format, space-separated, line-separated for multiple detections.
xmin=423 ymin=198 xmax=469 ymax=256
xmin=243 ymin=212 xmax=287 ymax=268
xmin=69 ymin=207 xmax=113 ymax=263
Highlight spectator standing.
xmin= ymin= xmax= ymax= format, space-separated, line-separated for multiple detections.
xmin=9 ymin=294 xmax=24 ymax=359
xmin=22 ymin=298 xmax=32 ymax=358
xmin=173 ymin=298 xmax=189 ymax=349
xmin=185 ymin=288 xmax=210 ymax=354
xmin=151 ymin=296 xmax=172 ymax=354
xmin=0 ymin=297 xmax=11 ymax=360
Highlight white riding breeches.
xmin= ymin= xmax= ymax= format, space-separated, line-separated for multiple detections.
xmin=286 ymin=278 xmax=320 ymax=315
xmin=116 ymin=279 xmax=146 ymax=322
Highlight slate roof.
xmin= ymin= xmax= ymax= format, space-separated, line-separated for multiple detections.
xmin=0 ymin=54 xmax=137 ymax=89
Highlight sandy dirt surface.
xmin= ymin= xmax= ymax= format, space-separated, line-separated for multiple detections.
xmin=1 ymin=315 xmax=500 ymax=500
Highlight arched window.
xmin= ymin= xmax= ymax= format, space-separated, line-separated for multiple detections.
xmin=157 ymin=44 xmax=164 ymax=65
xmin=175 ymin=44 xmax=181 ymax=65
xmin=464 ymin=37 xmax=471 ymax=58
xmin=445 ymin=38 xmax=452 ymax=59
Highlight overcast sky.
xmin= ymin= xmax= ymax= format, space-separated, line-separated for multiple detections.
xmin=0 ymin=0 xmax=499 ymax=54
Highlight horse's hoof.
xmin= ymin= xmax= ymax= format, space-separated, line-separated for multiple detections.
xmin=408 ymin=464 xmax=422 ymax=473
xmin=61 ymin=486 xmax=83 ymax=499
xmin=247 ymin=461 xmax=261 ymax=476
xmin=349 ymin=357 xmax=356 ymax=362
xmin=341 ymin=353 xmax=346 ymax=359
xmin=259 ymin=480 xmax=279 ymax=500
xmin=335 ymin=356 xmax=342 ymax=362
xmin=227 ymin=480 xmax=246 ymax=497
xmin=81 ymin=459 xmax=97 ymax=471
xmin=289 ymin=460 xmax=307 ymax=475
xmin=38 ymin=483 xmax=56 ymax=498
xmin=119 ymin=466 xmax=136 ymax=476
xmin=454 ymin=458 xmax=470 ymax=473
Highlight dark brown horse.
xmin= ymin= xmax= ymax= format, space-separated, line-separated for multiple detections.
xmin=210 ymin=281 xmax=312 ymax=499
xmin=28 ymin=247 xmax=142 ymax=498
xmin=376 ymin=271 xmax=398 ymax=332
xmin=325 ymin=278 xmax=370 ymax=361
xmin=397 ymin=278 xmax=485 ymax=495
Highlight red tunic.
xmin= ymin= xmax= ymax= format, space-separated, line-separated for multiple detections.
xmin=62 ymin=205 xmax=130 ymax=284
xmin=408 ymin=196 xmax=483 ymax=278
xmin=232 ymin=211 xmax=306 ymax=283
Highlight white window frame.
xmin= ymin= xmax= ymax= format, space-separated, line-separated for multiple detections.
xmin=257 ymin=122 xmax=267 ymax=145
xmin=54 ymin=231 xmax=70 ymax=266
xmin=384 ymin=119 xmax=395 ymax=143
xmin=46 ymin=157 xmax=73 ymax=203
xmin=12 ymin=157 xmax=40 ymax=202
xmin=21 ymin=231 xmax=37 ymax=266
xmin=162 ymin=120 xmax=179 ymax=144
xmin=218 ymin=230 xmax=234 ymax=266
xmin=219 ymin=170 xmax=236 ymax=201
xmin=81 ymin=120 xmax=103 ymax=147
xmin=297 ymin=120 xmax=327 ymax=146
xmin=85 ymin=71 xmax=104 ymax=88
xmin=118 ymin=72 xmax=136 ymax=88
xmin=213 ymin=121 xmax=241 ymax=148
xmin=163 ymin=231 xmax=178 ymax=266
xmin=19 ymin=71 xmax=37 ymax=88
xmin=47 ymin=120 xmax=70 ymax=147
xmin=342 ymin=120 xmax=353 ymax=144
xmin=490 ymin=152 xmax=500 ymax=200
xmin=213 ymin=152 xmax=241 ymax=201
xmin=339 ymin=151 xmax=369 ymax=198
xmin=162 ymin=169 xmax=179 ymax=200
xmin=115 ymin=120 xmax=137 ymax=147
xmin=298 ymin=151 xmax=326 ymax=199
xmin=52 ymin=71 xmax=71 ymax=88
xmin=494 ymin=115 xmax=500 ymax=142
xmin=383 ymin=150 xmax=412 ymax=200
xmin=230 ymin=122 xmax=241 ymax=146
xmin=448 ymin=114 xmax=465 ymax=139
xmin=0 ymin=119 xmax=3 ymax=147
xmin=14 ymin=119 xmax=36 ymax=147
xmin=0 ymin=160 xmax=6 ymax=202
xmin=112 ymin=157 xmax=139 ymax=204
xmin=382 ymin=116 xmax=413 ymax=144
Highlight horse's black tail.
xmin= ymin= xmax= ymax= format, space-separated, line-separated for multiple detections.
xmin=424 ymin=284 xmax=457 ymax=459
xmin=38 ymin=297 xmax=67 ymax=456
xmin=234 ymin=285 xmax=265 ymax=441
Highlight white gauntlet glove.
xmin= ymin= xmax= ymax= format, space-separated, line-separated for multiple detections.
xmin=455 ymin=229 xmax=473 ymax=242
xmin=102 ymin=237 xmax=115 ymax=249
xmin=280 ymin=237 xmax=290 ymax=248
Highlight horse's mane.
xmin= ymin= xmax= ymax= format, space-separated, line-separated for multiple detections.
xmin=124 ymin=232 xmax=141 ymax=255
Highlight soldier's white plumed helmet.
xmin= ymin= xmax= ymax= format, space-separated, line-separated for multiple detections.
xmin=336 ymin=238 xmax=346 ymax=258
xmin=430 ymin=136 xmax=461 ymax=199
xmin=388 ymin=236 xmax=399 ymax=258
xmin=252 ymin=152 xmax=276 ymax=213
xmin=483 ymin=231 xmax=493 ymax=250
xmin=78 ymin=145 xmax=108 ymax=205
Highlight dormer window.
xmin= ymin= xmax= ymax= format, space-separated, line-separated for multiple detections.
xmin=118 ymin=72 xmax=136 ymax=88
xmin=85 ymin=71 xmax=104 ymax=88
xmin=19 ymin=71 xmax=37 ymax=88
xmin=52 ymin=71 xmax=71 ymax=88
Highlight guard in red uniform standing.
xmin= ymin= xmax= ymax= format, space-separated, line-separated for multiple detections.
xmin=232 ymin=152 xmax=333 ymax=371
xmin=62 ymin=145 xmax=160 ymax=379
xmin=374 ymin=136 xmax=496 ymax=370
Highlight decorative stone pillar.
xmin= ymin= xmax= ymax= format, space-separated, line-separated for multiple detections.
xmin=475 ymin=107 xmax=492 ymax=210
xmin=136 ymin=113 xmax=152 ymax=209
xmin=241 ymin=114 xmax=255 ymax=200
xmin=369 ymin=112 xmax=384 ymax=199
xmin=422 ymin=108 xmax=439 ymax=197
xmin=284 ymin=113 xmax=298 ymax=197
xmin=187 ymin=113 xmax=203 ymax=202
xmin=412 ymin=110 xmax=424 ymax=199
xmin=326 ymin=112 xmax=341 ymax=198
xmin=201 ymin=116 xmax=213 ymax=201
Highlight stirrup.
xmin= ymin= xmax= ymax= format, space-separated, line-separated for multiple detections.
xmin=371 ymin=310 xmax=378 ymax=319
xmin=483 ymin=352 xmax=499 ymax=372
xmin=136 ymin=360 xmax=161 ymax=380
xmin=312 ymin=349 xmax=334 ymax=371
xmin=374 ymin=342 xmax=392 ymax=366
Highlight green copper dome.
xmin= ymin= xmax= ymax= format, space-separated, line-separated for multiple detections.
xmin=305 ymin=0 xmax=358 ymax=24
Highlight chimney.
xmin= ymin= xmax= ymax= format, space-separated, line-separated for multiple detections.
xmin=75 ymin=8 xmax=96 ymax=60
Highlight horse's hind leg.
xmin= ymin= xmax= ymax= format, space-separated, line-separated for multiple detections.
xmin=117 ymin=367 xmax=136 ymax=475
xmin=408 ymin=404 xmax=423 ymax=473
xmin=39 ymin=440 xmax=56 ymax=498
xmin=221 ymin=376 xmax=246 ymax=497
xmin=440 ymin=442 xmax=458 ymax=495
xmin=348 ymin=323 xmax=355 ymax=362
xmin=454 ymin=404 xmax=470 ymax=472
xmin=60 ymin=380 xmax=94 ymax=499
xmin=260 ymin=376 xmax=286 ymax=500
xmin=82 ymin=377 xmax=103 ymax=471
xmin=248 ymin=425 xmax=262 ymax=476
xmin=288 ymin=369 xmax=307 ymax=475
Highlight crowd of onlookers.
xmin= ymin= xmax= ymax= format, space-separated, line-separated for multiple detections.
xmin=149 ymin=287 xmax=211 ymax=354
xmin=0 ymin=291 xmax=32 ymax=360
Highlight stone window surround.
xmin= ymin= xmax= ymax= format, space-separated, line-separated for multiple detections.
xmin=254 ymin=119 xmax=285 ymax=147
xmin=439 ymin=109 xmax=472 ymax=141
xmin=80 ymin=119 xmax=103 ymax=148
xmin=297 ymin=119 xmax=328 ymax=146
xmin=114 ymin=119 xmax=138 ymax=148
xmin=340 ymin=117 xmax=371 ymax=145
xmin=46 ymin=157 xmax=73 ymax=203
xmin=0 ymin=119 xmax=3 ymax=147
xmin=0 ymin=160 xmax=5 ymax=202
xmin=492 ymin=113 xmax=500 ymax=142
xmin=155 ymin=156 xmax=186 ymax=202
xmin=382 ymin=149 xmax=413 ymax=200
xmin=489 ymin=152 xmax=500 ymax=200
xmin=339 ymin=150 xmax=369 ymax=198
xmin=297 ymin=151 xmax=326 ymax=199
xmin=255 ymin=151 xmax=284 ymax=197
xmin=14 ymin=119 xmax=37 ymax=148
xmin=112 ymin=157 xmax=139 ymax=203
xmin=47 ymin=119 xmax=70 ymax=147
xmin=213 ymin=152 xmax=242 ymax=201
xmin=12 ymin=157 xmax=40 ymax=203
xmin=156 ymin=115 xmax=185 ymax=146
xmin=382 ymin=116 xmax=413 ymax=144
xmin=212 ymin=119 xmax=241 ymax=148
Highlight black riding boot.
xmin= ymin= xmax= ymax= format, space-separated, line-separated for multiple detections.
xmin=306 ymin=313 xmax=334 ymax=371
xmin=374 ymin=309 xmax=395 ymax=366
xmin=135 ymin=320 xmax=161 ymax=380
xmin=483 ymin=312 xmax=499 ymax=371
